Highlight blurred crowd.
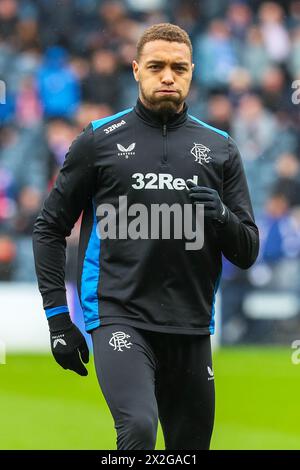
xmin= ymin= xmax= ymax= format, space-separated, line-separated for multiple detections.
xmin=0 ymin=0 xmax=300 ymax=342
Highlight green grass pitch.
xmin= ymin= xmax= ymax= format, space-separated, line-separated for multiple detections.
xmin=0 ymin=347 xmax=299 ymax=449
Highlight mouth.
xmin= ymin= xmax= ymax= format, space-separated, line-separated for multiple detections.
xmin=156 ymin=90 xmax=178 ymax=94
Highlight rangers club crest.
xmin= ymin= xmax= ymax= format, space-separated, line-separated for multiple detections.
xmin=109 ymin=331 xmax=133 ymax=352
xmin=190 ymin=143 xmax=212 ymax=165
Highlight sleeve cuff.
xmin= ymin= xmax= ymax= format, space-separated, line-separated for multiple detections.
xmin=45 ymin=305 xmax=69 ymax=319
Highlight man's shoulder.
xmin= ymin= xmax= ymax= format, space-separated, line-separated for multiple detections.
xmin=91 ymin=107 xmax=134 ymax=135
xmin=187 ymin=113 xmax=229 ymax=141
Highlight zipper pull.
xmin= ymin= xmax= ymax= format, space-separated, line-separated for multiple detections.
xmin=162 ymin=123 xmax=167 ymax=136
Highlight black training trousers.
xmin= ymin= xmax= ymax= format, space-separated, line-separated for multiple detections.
xmin=91 ymin=324 xmax=215 ymax=450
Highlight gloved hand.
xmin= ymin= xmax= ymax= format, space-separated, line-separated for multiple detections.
xmin=186 ymin=179 xmax=229 ymax=225
xmin=48 ymin=313 xmax=89 ymax=376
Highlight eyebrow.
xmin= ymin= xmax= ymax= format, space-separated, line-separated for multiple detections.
xmin=146 ymin=60 xmax=190 ymax=67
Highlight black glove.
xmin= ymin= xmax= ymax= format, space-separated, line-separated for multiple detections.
xmin=186 ymin=179 xmax=229 ymax=225
xmin=48 ymin=313 xmax=89 ymax=376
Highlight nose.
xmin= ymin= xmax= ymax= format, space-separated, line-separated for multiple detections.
xmin=161 ymin=68 xmax=175 ymax=86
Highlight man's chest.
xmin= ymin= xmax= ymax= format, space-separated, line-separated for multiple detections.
xmin=94 ymin=122 xmax=228 ymax=201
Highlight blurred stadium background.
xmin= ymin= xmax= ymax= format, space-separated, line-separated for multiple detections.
xmin=0 ymin=0 xmax=300 ymax=450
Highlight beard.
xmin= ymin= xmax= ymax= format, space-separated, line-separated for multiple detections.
xmin=139 ymin=83 xmax=184 ymax=117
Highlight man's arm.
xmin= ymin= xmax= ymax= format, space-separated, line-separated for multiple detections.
xmin=32 ymin=123 xmax=97 ymax=375
xmin=215 ymin=136 xmax=259 ymax=269
xmin=32 ymin=123 xmax=97 ymax=314
xmin=187 ymin=136 xmax=259 ymax=269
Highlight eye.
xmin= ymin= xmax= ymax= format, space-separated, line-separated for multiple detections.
xmin=149 ymin=65 xmax=160 ymax=70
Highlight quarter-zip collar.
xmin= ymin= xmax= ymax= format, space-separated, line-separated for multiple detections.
xmin=134 ymin=97 xmax=188 ymax=129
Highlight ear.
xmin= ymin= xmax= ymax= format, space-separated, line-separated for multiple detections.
xmin=191 ymin=63 xmax=195 ymax=74
xmin=132 ymin=60 xmax=139 ymax=82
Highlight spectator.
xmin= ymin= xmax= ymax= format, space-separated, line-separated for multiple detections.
xmin=0 ymin=0 xmax=18 ymax=42
xmin=288 ymin=26 xmax=300 ymax=78
xmin=273 ymin=153 xmax=300 ymax=207
xmin=232 ymin=93 xmax=279 ymax=212
xmin=227 ymin=2 xmax=253 ymax=42
xmin=242 ymin=26 xmax=272 ymax=85
xmin=258 ymin=2 xmax=291 ymax=64
xmin=36 ymin=46 xmax=80 ymax=118
xmin=206 ymin=94 xmax=233 ymax=133
xmin=260 ymin=66 xmax=291 ymax=113
xmin=15 ymin=76 xmax=42 ymax=127
xmin=228 ymin=67 xmax=252 ymax=108
xmin=81 ymin=49 xmax=120 ymax=108
xmin=194 ymin=19 xmax=239 ymax=89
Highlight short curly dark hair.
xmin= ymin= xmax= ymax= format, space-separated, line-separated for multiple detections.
xmin=136 ymin=23 xmax=192 ymax=60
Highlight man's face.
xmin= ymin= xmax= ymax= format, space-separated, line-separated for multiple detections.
xmin=132 ymin=40 xmax=194 ymax=115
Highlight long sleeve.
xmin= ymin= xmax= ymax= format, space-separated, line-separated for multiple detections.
xmin=32 ymin=123 xmax=97 ymax=318
xmin=216 ymin=136 xmax=259 ymax=269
